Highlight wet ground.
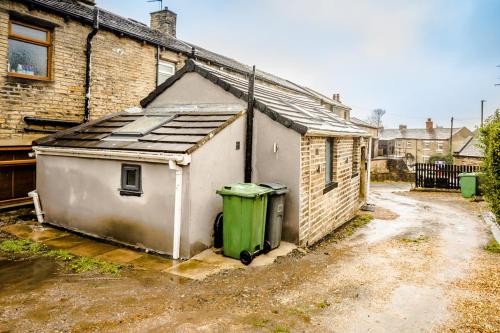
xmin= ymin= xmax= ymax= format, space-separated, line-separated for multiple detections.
xmin=0 ymin=183 xmax=498 ymax=332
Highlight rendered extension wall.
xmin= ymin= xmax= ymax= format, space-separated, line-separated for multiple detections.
xmin=36 ymin=155 xmax=192 ymax=258
xmin=252 ymin=110 xmax=302 ymax=243
xmin=148 ymin=72 xmax=246 ymax=256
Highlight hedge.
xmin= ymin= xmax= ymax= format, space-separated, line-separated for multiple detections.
xmin=480 ymin=111 xmax=500 ymax=223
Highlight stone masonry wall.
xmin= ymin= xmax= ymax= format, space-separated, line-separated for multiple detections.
xmin=0 ymin=1 xmax=185 ymax=144
xmin=454 ymin=156 xmax=482 ymax=167
xmin=299 ymin=136 xmax=363 ymax=245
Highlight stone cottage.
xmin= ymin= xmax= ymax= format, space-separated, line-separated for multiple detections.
xmin=33 ymin=60 xmax=369 ymax=259
xmin=0 ymin=0 xmax=354 ymax=208
xmin=379 ymin=118 xmax=472 ymax=165
xmin=453 ymin=133 xmax=483 ymax=166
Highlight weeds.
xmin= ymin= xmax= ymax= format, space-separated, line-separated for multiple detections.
xmin=273 ymin=326 xmax=290 ymax=333
xmin=400 ymin=235 xmax=430 ymax=243
xmin=343 ymin=214 xmax=374 ymax=237
xmin=69 ymin=257 xmax=121 ymax=276
xmin=484 ymin=239 xmax=500 ymax=254
xmin=286 ymin=307 xmax=311 ymax=323
xmin=0 ymin=239 xmax=121 ymax=275
xmin=317 ymin=300 xmax=331 ymax=309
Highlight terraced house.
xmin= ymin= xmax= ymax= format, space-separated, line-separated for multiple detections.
xmin=0 ymin=0 xmax=353 ymax=208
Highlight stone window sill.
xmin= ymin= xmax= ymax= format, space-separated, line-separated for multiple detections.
xmin=323 ymin=181 xmax=338 ymax=194
xmin=119 ymin=189 xmax=143 ymax=197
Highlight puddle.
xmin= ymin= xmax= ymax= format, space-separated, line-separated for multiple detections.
xmin=0 ymin=257 xmax=58 ymax=293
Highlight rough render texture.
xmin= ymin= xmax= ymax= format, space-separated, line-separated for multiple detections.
xmin=0 ymin=1 xmax=187 ymax=144
xmin=453 ymin=156 xmax=483 ymax=167
xmin=299 ymin=136 xmax=365 ymax=245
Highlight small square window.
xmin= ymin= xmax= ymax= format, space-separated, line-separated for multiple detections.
xmin=120 ymin=164 xmax=142 ymax=196
xmin=157 ymin=60 xmax=175 ymax=85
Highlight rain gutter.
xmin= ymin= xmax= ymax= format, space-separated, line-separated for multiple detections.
xmin=83 ymin=8 xmax=100 ymax=123
xmin=305 ymin=130 xmax=371 ymax=138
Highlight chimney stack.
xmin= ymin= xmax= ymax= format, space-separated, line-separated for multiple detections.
xmin=332 ymin=93 xmax=341 ymax=102
xmin=150 ymin=7 xmax=177 ymax=37
xmin=399 ymin=124 xmax=407 ymax=130
xmin=425 ymin=118 xmax=433 ymax=129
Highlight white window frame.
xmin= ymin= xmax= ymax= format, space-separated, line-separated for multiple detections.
xmin=407 ymin=141 xmax=412 ymax=148
xmin=157 ymin=60 xmax=175 ymax=86
xmin=437 ymin=141 xmax=444 ymax=152
xmin=423 ymin=141 xmax=431 ymax=150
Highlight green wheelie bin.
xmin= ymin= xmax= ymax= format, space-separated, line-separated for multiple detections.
xmin=459 ymin=172 xmax=477 ymax=198
xmin=216 ymin=183 xmax=272 ymax=265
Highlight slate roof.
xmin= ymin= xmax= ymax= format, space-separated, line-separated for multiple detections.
xmin=455 ymin=136 xmax=484 ymax=158
xmin=350 ymin=117 xmax=378 ymax=129
xmin=34 ymin=105 xmax=245 ymax=154
xmin=379 ymin=128 xmax=462 ymax=140
xmin=24 ymin=0 xmax=350 ymax=109
xmin=142 ymin=60 xmax=367 ymax=137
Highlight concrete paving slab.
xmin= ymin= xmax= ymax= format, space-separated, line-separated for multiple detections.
xmin=95 ymin=248 xmax=144 ymax=264
xmin=68 ymin=242 xmax=118 ymax=257
xmin=1 ymin=223 xmax=36 ymax=239
xmin=168 ymin=242 xmax=297 ymax=280
xmin=42 ymin=235 xmax=90 ymax=249
xmin=165 ymin=259 xmax=221 ymax=280
xmin=130 ymin=254 xmax=176 ymax=271
xmin=28 ymin=228 xmax=68 ymax=242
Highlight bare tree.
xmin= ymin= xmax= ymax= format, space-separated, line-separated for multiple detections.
xmin=367 ymin=108 xmax=386 ymax=128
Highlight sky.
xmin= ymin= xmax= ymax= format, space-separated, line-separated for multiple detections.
xmin=96 ymin=0 xmax=500 ymax=129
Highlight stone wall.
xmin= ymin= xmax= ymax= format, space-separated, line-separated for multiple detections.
xmin=454 ymin=156 xmax=482 ymax=167
xmin=299 ymin=136 xmax=363 ymax=245
xmin=0 ymin=1 xmax=186 ymax=145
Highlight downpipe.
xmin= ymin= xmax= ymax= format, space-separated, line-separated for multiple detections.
xmin=169 ymin=160 xmax=183 ymax=260
xmin=28 ymin=191 xmax=44 ymax=223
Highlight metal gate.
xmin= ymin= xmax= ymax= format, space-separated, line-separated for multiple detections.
xmin=415 ymin=163 xmax=479 ymax=189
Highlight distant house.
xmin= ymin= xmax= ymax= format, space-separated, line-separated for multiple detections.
xmin=454 ymin=133 xmax=483 ymax=166
xmin=379 ymin=118 xmax=472 ymax=165
xmin=33 ymin=60 xmax=370 ymax=259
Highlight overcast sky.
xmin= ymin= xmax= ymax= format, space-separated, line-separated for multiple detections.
xmin=96 ymin=0 xmax=500 ymax=129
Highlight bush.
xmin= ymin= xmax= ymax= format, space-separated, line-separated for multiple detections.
xmin=429 ymin=153 xmax=453 ymax=165
xmin=480 ymin=112 xmax=500 ymax=223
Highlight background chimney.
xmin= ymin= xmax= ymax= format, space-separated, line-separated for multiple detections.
xmin=425 ymin=118 xmax=433 ymax=129
xmin=399 ymin=124 xmax=407 ymax=130
xmin=78 ymin=0 xmax=96 ymax=5
xmin=150 ymin=7 xmax=177 ymax=37
xmin=332 ymin=93 xmax=341 ymax=102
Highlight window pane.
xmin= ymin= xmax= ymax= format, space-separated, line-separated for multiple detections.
xmin=158 ymin=73 xmax=171 ymax=85
xmin=12 ymin=23 xmax=48 ymax=41
xmin=325 ymin=139 xmax=332 ymax=184
xmin=126 ymin=169 xmax=137 ymax=186
xmin=8 ymin=39 xmax=48 ymax=77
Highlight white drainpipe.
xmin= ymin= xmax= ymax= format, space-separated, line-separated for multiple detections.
xmin=366 ymin=137 xmax=372 ymax=202
xmin=169 ymin=160 xmax=184 ymax=260
xmin=28 ymin=190 xmax=44 ymax=223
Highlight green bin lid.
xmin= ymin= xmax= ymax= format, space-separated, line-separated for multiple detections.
xmin=217 ymin=183 xmax=272 ymax=198
xmin=458 ymin=172 xmax=477 ymax=177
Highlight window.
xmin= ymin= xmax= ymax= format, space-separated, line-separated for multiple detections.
xmin=437 ymin=142 xmax=444 ymax=151
xmin=324 ymin=138 xmax=338 ymax=193
xmin=397 ymin=141 xmax=402 ymax=148
xmin=352 ymin=138 xmax=360 ymax=177
xmin=120 ymin=164 xmax=142 ymax=196
xmin=423 ymin=141 xmax=430 ymax=150
xmin=157 ymin=60 xmax=175 ymax=85
xmin=8 ymin=21 xmax=52 ymax=80
xmin=407 ymin=141 xmax=412 ymax=148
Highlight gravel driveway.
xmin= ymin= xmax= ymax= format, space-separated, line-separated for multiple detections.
xmin=0 ymin=183 xmax=498 ymax=332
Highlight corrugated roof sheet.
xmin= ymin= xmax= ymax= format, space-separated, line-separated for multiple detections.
xmin=379 ymin=128 xmax=462 ymax=140
xmin=350 ymin=117 xmax=378 ymax=129
xmin=34 ymin=105 xmax=245 ymax=154
xmin=27 ymin=0 xmax=351 ymax=109
xmin=455 ymin=136 xmax=484 ymax=158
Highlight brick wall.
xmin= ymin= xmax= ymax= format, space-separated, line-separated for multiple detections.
xmin=299 ymin=136 xmax=363 ymax=245
xmin=0 ymin=1 xmax=186 ymax=144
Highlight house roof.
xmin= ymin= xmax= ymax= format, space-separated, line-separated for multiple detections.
xmin=25 ymin=0 xmax=350 ymax=110
xmin=33 ymin=104 xmax=245 ymax=154
xmin=350 ymin=117 xmax=378 ymax=129
xmin=455 ymin=135 xmax=484 ymax=158
xmin=379 ymin=127 xmax=463 ymax=140
xmin=142 ymin=60 xmax=367 ymax=137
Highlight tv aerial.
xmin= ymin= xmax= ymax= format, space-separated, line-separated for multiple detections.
xmin=148 ymin=0 xmax=163 ymax=11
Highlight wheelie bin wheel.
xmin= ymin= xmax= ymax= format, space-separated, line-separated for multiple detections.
xmin=240 ymin=250 xmax=253 ymax=265
xmin=263 ymin=240 xmax=272 ymax=254
xmin=213 ymin=212 xmax=223 ymax=249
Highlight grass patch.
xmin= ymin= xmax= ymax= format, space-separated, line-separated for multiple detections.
xmin=0 ymin=239 xmax=121 ymax=275
xmin=285 ymin=307 xmax=311 ymax=323
xmin=484 ymin=239 xmax=500 ymax=254
xmin=44 ymin=249 xmax=74 ymax=261
xmin=250 ymin=318 xmax=270 ymax=328
xmin=69 ymin=257 xmax=121 ymax=276
xmin=0 ymin=239 xmax=46 ymax=254
xmin=343 ymin=214 xmax=374 ymax=237
xmin=400 ymin=235 xmax=430 ymax=243
xmin=273 ymin=326 xmax=290 ymax=333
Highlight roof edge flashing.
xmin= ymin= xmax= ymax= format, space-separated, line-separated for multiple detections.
xmin=33 ymin=146 xmax=191 ymax=165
